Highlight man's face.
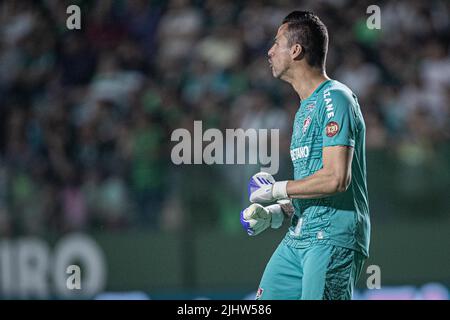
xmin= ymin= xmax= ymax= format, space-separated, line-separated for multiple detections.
xmin=267 ymin=24 xmax=292 ymax=79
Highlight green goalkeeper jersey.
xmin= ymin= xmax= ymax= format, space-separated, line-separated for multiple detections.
xmin=286 ymin=79 xmax=370 ymax=257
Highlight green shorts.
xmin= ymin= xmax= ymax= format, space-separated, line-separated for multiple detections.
xmin=256 ymin=240 xmax=366 ymax=300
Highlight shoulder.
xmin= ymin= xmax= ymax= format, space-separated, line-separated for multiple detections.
xmin=321 ymin=80 xmax=356 ymax=106
xmin=318 ymin=81 xmax=360 ymax=124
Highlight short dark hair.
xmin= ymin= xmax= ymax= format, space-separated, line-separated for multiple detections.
xmin=282 ymin=11 xmax=328 ymax=70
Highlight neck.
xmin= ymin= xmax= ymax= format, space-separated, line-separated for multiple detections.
xmin=286 ymin=65 xmax=330 ymax=100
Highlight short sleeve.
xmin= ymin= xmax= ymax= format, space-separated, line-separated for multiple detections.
xmin=321 ymin=88 xmax=356 ymax=148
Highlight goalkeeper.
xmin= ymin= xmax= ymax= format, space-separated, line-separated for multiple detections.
xmin=240 ymin=11 xmax=370 ymax=300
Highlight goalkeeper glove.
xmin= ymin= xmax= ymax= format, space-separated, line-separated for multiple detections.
xmin=240 ymin=203 xmax=284 ymax=236
xmin=248 ymin=171 xmax=288 ymax=204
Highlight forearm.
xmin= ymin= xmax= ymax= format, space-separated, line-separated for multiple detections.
xmin=248 ymin=146 xmax=352 ymax=203
xmin=286 ymin=168 xmax=348 ymax=199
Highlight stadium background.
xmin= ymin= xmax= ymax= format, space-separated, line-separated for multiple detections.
xmin=0 ymin=0 xmax=449 ymax=299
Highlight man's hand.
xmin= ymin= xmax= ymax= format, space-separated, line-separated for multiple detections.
xmin=240 ymin=203 xmax=284 ymax=236
xmin=248 ymin=172 xmax=289 ymax=204
xmin=277 ymin=199 xmax=294 ymax=219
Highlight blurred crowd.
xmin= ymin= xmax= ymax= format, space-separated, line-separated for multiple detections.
xmin=0 ymin=0 xmax=449 ymax=236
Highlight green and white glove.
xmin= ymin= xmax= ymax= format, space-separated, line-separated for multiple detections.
xmin=240 ymin=203 xmax=285 ymax=236
xmin=248 ymin=172 xmax=289 ymax=204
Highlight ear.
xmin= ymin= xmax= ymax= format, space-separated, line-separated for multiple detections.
xmin=291 ymin=44 xmax=304 ymax=60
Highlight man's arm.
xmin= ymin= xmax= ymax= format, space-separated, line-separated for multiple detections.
xmin=286 ymin=145 xmax=353 ymax=199
xmin=248 ymin=89 xmax=358 ymax=204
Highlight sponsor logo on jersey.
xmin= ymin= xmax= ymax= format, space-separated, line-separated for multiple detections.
xmin=323 ymin=89 xmax=335 ymax=119
xmin=290 ymin=146 xmax=309 ymax=161
xmin=326 ymin=121 xmax=339 ymax=137
xmin=256 ymin=287 xmax=264 ymax=300
xmin=302 ymin=116 xmax=312 ymax=134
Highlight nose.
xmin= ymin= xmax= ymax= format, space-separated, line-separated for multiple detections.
xmin=267 ymin=46 xmax=274 ymax=59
